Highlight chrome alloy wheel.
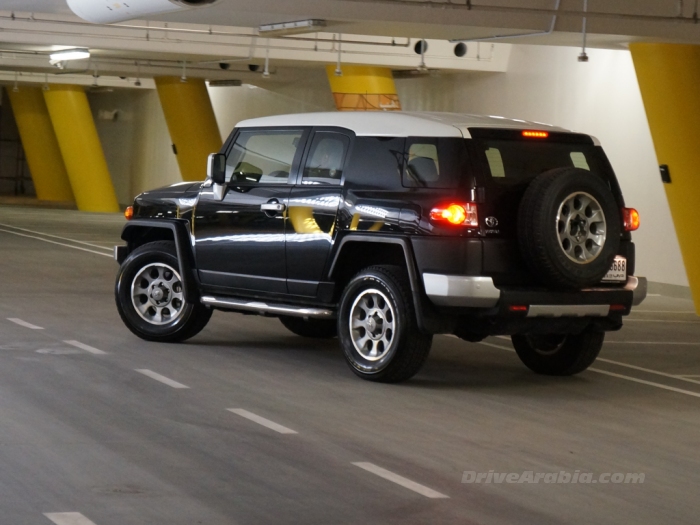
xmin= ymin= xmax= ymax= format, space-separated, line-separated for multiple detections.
xmin=131 ymin=263 xmax=185 ymax=325
xmin=349 ymin=288 xmax=396 ymax=361
xmin=556 ymin=191 xmax=607 ymax=264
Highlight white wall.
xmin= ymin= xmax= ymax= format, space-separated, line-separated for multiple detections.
xmin=90 ymin=89 xmax=181 ymax=205
xmin=397 ymin=45 xmax=688 ymax=287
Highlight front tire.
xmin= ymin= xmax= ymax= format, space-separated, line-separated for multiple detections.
xmin=511 ymin=329 xmax=604 ymax=376
xmin=338 ymin=265 xmax=432 ymax=383
xmin=115 ymin=241 xmax=212 ymax=342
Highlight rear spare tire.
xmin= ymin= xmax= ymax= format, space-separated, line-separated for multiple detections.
xmin=518 ymin=167 xmax=621 ymax=289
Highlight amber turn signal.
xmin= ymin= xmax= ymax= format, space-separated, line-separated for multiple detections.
xmin=622 ymin=207 xmax=640 ymax=231
xmin=430 ymin=203 xmax=479 ymax=227
xmin=124 ymin=206 xmax=134 ymax=221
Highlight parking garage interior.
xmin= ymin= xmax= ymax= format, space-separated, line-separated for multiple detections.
xmin=0 ymin=1 xmax=699 ymax=524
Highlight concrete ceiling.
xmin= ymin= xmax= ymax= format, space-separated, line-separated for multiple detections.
xmin=0 ymin=0 xmax=698 ymax=87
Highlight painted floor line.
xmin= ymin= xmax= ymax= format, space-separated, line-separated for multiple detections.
xmin=44 ymin=512 xmax=98 ymax=525
xmin=589 ymin=368 xmax=700 ymax=399
xmin=630 ymin=310 xmax=697 ymax=314
xmin=135 ymin=369 xmax=190 ymax=389
xmin=0 ymin=228 xmax=112 ymax=257
xmin=623 ymin=319 xmax=699 ymax=324
xmin=7 ymin=318 xmax=43 ymax=330
xmin=604 ymin=341 xmax=700 ymax=345
xmin=352 ymin=462 xmax=449 ymax=499
xmin=596 ymin=358 xmax=700 ymax=386
xmin=64 ymin=340 xmax=107 ymax=355
xmin=0 ymin=222 xmax=113 ymax=251
xmin=227 ymin=408 xmax=298 ymax=434
xmin=678 ymin=375 xmax=700 ymax=378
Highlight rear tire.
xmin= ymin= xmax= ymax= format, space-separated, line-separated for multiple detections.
xmin=279 ymin=316 xmax=337 ymax=339
xmin=511 ymin=329 xmax=604 ymax=376
xmin=115 ymin=241 xmax=212 ymax=342
xmin=338 ymin=265 xmax=432 ymax=383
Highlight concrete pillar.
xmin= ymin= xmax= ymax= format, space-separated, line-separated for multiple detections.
xmin=43 ymin=84 xmax=119 ymax=213
xmin=6 ymin=87 xmax=74 ymax=203
xmin=326 ymin=65 xmax=401 ymax=111
xmin=629 ymin=43 xmax=700 ymax=313
xmin=154 ymin=77 xmax=222 ymax=181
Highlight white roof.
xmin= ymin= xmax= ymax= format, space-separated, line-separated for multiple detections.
xmin=235 ymin=111 xmax=570 ymax=139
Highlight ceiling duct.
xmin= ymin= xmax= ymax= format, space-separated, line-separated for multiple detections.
xmin=66 ymin=0 xmax=218 ymax=24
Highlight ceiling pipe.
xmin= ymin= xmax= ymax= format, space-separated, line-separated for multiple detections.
xmin=345 ymin=0 xmax=700 ymax=25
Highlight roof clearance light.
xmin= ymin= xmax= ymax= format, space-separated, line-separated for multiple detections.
xmin=430 ymin=203 xmax=478 ymax=227
xmin=622 ymin=207 xmax=640 ymax=231
xmin=522 ymin=130 xmax=549 ymax=139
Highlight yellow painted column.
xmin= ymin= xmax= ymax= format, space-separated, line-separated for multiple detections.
xmin=326 ymin=65 xmax=401 ymax=111
xmin=630 ymin=43 xmax=700 ymax=313
xmin=43 ymin=84 xmax=119 ymax=212
xmin=6 ymin=87 xmax=74 ymax=203
xmin=154 ymin=77 xmax=222 ymax=181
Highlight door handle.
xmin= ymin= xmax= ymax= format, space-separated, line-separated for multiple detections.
xmin=261 ymin=202 xmax=286 ymax=212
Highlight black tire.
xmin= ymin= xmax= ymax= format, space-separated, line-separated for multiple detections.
xmin=338 ymin=265 xmax=432 ymax=383
xmin=115 ymin=241 xmax=212 ymax=342
xmin=518 ymin=168 xmax=621 ymax=289
xmin=279 ymin=316 xmax=337 ymax=339
xmin=511 ymin=329 xmax=604 ymax=376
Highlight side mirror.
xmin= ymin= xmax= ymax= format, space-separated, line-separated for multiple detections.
xmin=207 ymin=153 xmax=226 ymax=185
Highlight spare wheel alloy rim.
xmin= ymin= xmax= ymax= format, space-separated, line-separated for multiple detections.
xmin=556 ymin=191 xmax=607 ymax=264
xmin=131 ymin=262 xmax=186 ymax=325
xmin=349 ymin=288 xmax=396 ymax=362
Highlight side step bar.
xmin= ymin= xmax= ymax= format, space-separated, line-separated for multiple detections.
xmin=201 ymin=296 xmax=336 ymax=319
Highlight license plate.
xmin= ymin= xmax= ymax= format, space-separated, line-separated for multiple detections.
xmin=602 ymin=256 xmax=627 ymax=282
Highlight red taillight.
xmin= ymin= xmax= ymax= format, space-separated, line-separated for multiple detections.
xmin=124 ymin=206 xmax=134 ymax=221
xmin=430 ymin=203 xmax=478 ymax=227
xmin=522 ymin=130 xmax=549 ymax=139
xmin=610 ymin=304 xmax=626 ymax=311
xmin=622 ymin=207 xmax=640 ymax=231
xmin=509 ymin=305 xmax=528 ymax=313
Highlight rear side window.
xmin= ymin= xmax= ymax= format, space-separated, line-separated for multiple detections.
xmin=403 ymin=137 xmax=469 ymax=188
xmin=344 ymin=137 xmax=405 ymax=189
xmin=479 ymin=140 xmax=599 ymax=183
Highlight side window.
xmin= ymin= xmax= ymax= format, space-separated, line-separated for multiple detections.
xmin=402 ymin=137 xmax=468 ymax=188
xmin=226 ymin=130 xmax=303 ymax=184
xmin=302 ymin=132 xmax=350 ymax=185
xmin=343 ymin=137 xmax=406 ymax=189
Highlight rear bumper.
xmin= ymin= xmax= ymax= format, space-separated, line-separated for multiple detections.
xmin=423 ymin=273 xmax=647 ymax=315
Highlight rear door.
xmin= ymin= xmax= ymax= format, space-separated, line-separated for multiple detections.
xmin=194 ymin=127 xmax=308 ymax=294
xmin=286 ymin=128 xmax=352 ymax=296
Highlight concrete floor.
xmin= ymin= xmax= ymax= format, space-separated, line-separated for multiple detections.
xmin=0 ymin=206 xmax=698 ymax=525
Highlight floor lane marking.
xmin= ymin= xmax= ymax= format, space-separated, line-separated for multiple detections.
xmin=604 ymin=341 xmax=700 ymax=345
xmin=135 ymin=369 xmax=190 ymax=389
xmin=623 ymin=319 xmax=699 ymax=324
xmin=64 ymin=340 xmax=107 ymax=355
xmin=596 ymin=358 xmax=700 ymax=386
xmin=588 ymin=368 xmax=700 ymax=399
xmin=0 ymin=229 xmax=112 ymax=257
xmin=0 ymin=222 xmax=113 ymax=251
xmin=352 ymin=462 xmax=449 ymax=499
xmin=7 ymin=318 xmax=43 ymax=330
xmin=477 ymin=341 xmax=700 ymax=399
xmin=227 ymin=409 xmax=298 ymax=434
xmin=44 ymin=512 xmax=98 ymax=525
xmin=630 ymin=310 xmax=697 ymax=314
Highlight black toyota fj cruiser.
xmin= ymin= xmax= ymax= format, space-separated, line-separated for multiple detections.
xmin=114 ymin=111 xmax=646 ymax=382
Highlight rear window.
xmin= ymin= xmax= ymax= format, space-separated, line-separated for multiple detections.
xmin=479 ymin=140 xmax=600 ymax=183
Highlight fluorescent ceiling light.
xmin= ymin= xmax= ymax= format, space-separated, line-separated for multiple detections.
xmin=50 ymin=48 xmax=90 ymax=62
xmin=259 ymin=19 xmax=326 ymax=36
